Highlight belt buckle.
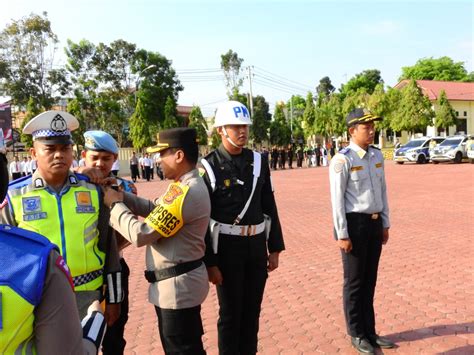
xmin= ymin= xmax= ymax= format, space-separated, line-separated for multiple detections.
xmin=371 ymin=213 xmax=379 ymax=220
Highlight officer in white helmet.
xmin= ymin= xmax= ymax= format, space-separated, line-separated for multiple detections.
xmin=200 ymin=100 xmax=285 ymax=354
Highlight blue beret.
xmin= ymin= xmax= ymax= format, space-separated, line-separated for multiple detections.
xmin=84 ymin=131 xmax=118 ymax=154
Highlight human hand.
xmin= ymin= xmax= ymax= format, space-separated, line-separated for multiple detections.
xmin=104 ymin=303 xmax=121 ymax=326
xmin=102 ymin=186 xmax=124 ymax=208
xmin=337 ymin=239 xmax=352 ymax=253
xmin=382 ymin=228 xmax=389 ymax=245
xmin=207 ymin=266 xmax=223 ymax=285
xmin=78 ymin=167 xmax=106 ymax=184
xmin=86 ymin=300 xmax=103 ymax=315
xmin=267 ymin=252 xmax=280 ymax=272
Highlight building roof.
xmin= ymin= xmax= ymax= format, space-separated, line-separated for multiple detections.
xmin=394 ymin=80 xmax=474 ymax=101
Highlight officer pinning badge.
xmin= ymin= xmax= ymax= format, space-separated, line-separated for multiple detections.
xmin=50 ymin=114 xmax=67 ymax=133
xmin=34 ymin=178 xmax=44 ymax=188
xmin=75 ymin=191 xmax=95 ymax=213
xmin=145 ymin=182 xmax=190 ymax=238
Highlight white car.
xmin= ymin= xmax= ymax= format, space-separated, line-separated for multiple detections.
xmin=393 ymin=137 xmax=444 ymax=164
xmin=466 ymin=138 xmax=474 ymax=164
xmin=431 ymin=135 xmax=472 ymax=164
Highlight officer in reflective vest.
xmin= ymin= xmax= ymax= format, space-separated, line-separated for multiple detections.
xmin=200 ymin=101 xmax=285 ymax=355
xmin=0 ymin=149 xmax=106 ymax=354
xmin=0 ymin=111 xmax=122 ymax=323
xmin=76 ymin=130 xmax=137 ymax=355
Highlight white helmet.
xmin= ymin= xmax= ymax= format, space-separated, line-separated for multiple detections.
xmin=214 ymin=101 xmax=252 ymax=127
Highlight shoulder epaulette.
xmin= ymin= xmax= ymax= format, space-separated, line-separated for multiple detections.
xmin=338 ymin=147 xmax=350 ymax=155
xmin=370 ymin=145 xmax=381 ymax=150
xmin=74 ymin=173 xmax=91 ymax=182
xmin=8 ymin=175 xmax=32 ymax=189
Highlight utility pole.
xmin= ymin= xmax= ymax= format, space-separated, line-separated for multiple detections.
xmin=247 ymin=66 xmax=254 ymax=117
xmin=290 ymin=96 xmax=293 ymax=139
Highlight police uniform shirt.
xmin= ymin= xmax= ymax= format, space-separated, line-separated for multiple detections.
xmin=0 ymin=170 xmax=122 ymax=308
xmin=329 ymin=142 xmax=390 ymax=240
xmin=202 ymin=144 xmax=285 ymax=265
xmin=34 ymin=249 xmax=97 ymax=355
xmin=109 ymin=168 xmax=210 ymax=309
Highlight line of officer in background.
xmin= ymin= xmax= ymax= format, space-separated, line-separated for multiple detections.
xmin=102 ymin=128 xmax=210 ymax=354
xmin=0 ymin=134 xmax=107 ymax=354
xmin=329 ymin=108 xmax=396 ymax=354
xmin=0 ymin=111 xmax=122 ymax=323
xmin=201 ymin=101 xmax=285 ymax=355
xmin=75 ymin=130 xmax=137 ymax=355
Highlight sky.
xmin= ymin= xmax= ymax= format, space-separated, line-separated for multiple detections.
xmin=1 ymin=0 xmax=473 ymax=116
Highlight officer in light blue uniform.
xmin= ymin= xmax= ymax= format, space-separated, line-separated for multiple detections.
xmin=329 ymin=108 xmax=395 ymax=354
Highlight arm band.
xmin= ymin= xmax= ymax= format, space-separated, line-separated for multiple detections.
xmin=106 ymin=272 xmax=123 ymax=304
xmin=81 ymin=311 xmax=106 ymax=350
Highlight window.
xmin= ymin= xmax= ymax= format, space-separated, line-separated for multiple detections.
xmin=464 ymin=111 xmax=467 ymax=117
xmin=456 ymin=111 xmax=459 ymax=116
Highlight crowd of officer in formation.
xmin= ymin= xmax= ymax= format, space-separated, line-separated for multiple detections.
xmin=1 ymin=102 xmax=394 ymax=355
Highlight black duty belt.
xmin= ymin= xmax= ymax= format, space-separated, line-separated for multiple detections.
xmin=347 ymin=212 xmax=380 ymax=220
xmin=144 ymin=259 xmax=203 ymax=283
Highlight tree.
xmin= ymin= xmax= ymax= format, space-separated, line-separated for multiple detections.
xmin=220 ymin=49 xmax=244 ymax=98
xmin=20 ymin=98 xmax=42 ymax=147
xmin=188 ymin=105 xmax=208 ymax=146
xmin=0 ymin=12 xmax=66 ymax=109
xmin=434 ymin=90 xmax=457 ymax=134
xmin=162 ymin=96 xmax=179 ymax=129
xmin=302 ymin=92 xmax=316 ymax=136
xmin=269 ymin=103 xmax=291 ymax=146
xmin=391 ymin=79 xmax=433 ymax=134
xmin=250 ymin=95 xmax=271 ymax=144
xmin=400 ymin=56 xmax=473 ymax=82
xmin=342 ymin=69 xmax=383 ymax=95
xmin=129 ymin=97 xmax=152 ymax=149
xmin=316 ymin=76 xmax=335 ymax=98
xmin=314 ymin=94 xmax=345 ymax=139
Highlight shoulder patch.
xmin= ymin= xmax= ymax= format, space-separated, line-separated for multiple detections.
xmin=55 ymin=255 xmax=74 ymax=289
xmin=0 ymin=198 xmax=8 ymax=209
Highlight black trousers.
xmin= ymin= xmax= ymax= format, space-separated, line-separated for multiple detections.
xmin=155 ymin=305 xmax=205 ymax=355
xmin=102 ymin=258 xmax=130 ymax=355
xmin=216 ymin=233 xmax=268 ymax=355
xmin=144 ymin=166 xmax=151 ymax=181
xmin=130 ymin=165 xmax=139 ymax=181
xmin=341 ymin=213 xmax=383 ymax=338
xmin=12 ymin=172 xmax=22 ymax=180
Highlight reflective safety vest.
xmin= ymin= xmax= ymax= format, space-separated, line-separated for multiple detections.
xmin=0 ymin=224 xmax=56 ymax=354
xmin=7 ymin=174 xmax=105 ymax=291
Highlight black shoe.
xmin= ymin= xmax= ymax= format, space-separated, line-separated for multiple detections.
xmin=367 ymin=334 xmax=396 ymax=349
xmin=351 ymin=337 xmax=375 ymax=354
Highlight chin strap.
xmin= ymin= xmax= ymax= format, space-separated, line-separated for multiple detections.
xmin=222 ymin=126 xmax=244 ymax=149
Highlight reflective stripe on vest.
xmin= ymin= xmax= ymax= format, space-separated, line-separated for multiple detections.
xmin=0 ymin=225 xmax=55 ymax=354
xmin=9 ymin=182 xmax=105 ymax=291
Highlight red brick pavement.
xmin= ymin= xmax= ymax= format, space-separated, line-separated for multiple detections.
xmin=121 ymin=162 xmax=474 ymax=354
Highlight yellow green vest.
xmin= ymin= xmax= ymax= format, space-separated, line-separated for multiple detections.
xmin=8 ymin=175 xmax=104 ymax=291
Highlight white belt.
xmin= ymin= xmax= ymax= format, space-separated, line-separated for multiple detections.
xmin=219 ymin=221 xmax=265 ymax=237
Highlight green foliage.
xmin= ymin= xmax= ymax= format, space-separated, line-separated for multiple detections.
xmin=129 ymin=98 xmax=153 ymax=149
xmin=269 ymin=104 xmax=291 ymax=146
xmin=20 ymin=98 xmax=42 ymax=147
xmin=220 ymin=49 xmax=244 ymax=98
xmin=342 ymin=69 xmax=383 ymax=95
xmin=434 ymin=90 xmax=457 ymax=132
xmin=302 ymin=92 xmax=316 ymax=135
xmin=314 ymin=94 xmax=345 ymax=138
xmin=250 ymin=96 xmax=271 ymax=144
xmin=390 ymin=79 xmax=433 ymax=133
xmin=316 ymin=76 xmax=335 ymax=98
xmin=162 ymin=96 xmax=179 ymax=129
xmin=188 ymin=105 xmax=208 ymax=146
xmin=0 ymin=12 xmax=65 ymax=109
xmin=210 ymin=128 xmax=221 ymax=149
xmin=400 ymin=56 xmax=471 ymax=82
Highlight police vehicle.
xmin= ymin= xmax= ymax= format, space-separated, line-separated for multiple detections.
xmin=466 ymin=138 xmax=474 ymax=164
xmin=431 ymin=135 xmax=472 ymax=164
xmin=393 ymin=137 xmax=444 ymax=164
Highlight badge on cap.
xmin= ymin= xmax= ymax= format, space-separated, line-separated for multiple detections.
xmin=51 ymin=114 xmax=67 ymax=133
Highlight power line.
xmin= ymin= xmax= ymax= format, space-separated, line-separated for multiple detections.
xmin=253 ymin=65 xmax=314 ymax=91
xmin=253 ymin=73 xmax=310 ymax=94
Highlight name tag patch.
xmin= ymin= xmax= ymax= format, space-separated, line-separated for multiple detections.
xmin=351 ymin=166 xmax=364 ymax=172
xmin=23 ymin=212 xmax=47 ymax=221
xmin=375 ymin=162 xmax=382 ymax=168
xmin=75 ymin=191 xmax=95 ymax=213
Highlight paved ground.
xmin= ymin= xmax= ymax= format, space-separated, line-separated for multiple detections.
xmin=120 ymin=161 xmax=473 ymax=354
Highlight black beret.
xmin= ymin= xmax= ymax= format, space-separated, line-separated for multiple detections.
xmin=147 ymin=127 xmax=198 ymax=153
xmin=346 ymin=108 xmax=382 ymax=127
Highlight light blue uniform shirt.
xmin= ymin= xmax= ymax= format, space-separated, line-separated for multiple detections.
xmin=329 ymin=142 xmax=390 ymax=240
